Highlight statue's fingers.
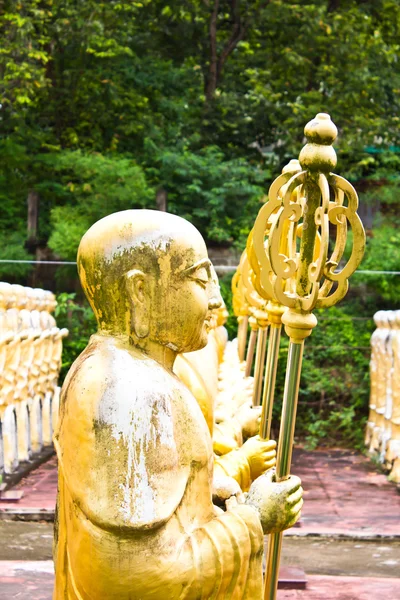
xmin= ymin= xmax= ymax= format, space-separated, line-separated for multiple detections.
xmin=259 ymin=467 xmax=276 ymax=483
xmin=263 ymin=459 xmax=276 ymax=472
xmin=263 ymin=448 xmax=276 ymax=458
xmin=286 ymin=507 xmax=302 ymax=530
xmin=225 ymin=496 xmax=238 ymax=511
xmin=263 ymin=454 xmax=276 ymax=466
xmin=258 ymin=441 xmax=277 ymax=452
xmin=286 ymin=486 xmax=303 ymax=506
xmin=290 ymin=499 xmax=304 ymax=518
xmin=265 ymin=440 xmax=277 ymax=450
xmin=283 ymin=474 xmax=301 ymax=493
xmin=262 ymin=457 xmax=276 ymax=470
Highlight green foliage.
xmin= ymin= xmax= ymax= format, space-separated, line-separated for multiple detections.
xmin=218 ymin=274 xmax=238 ymax=338
xmin=294 ymin=307 xmax=373 ymax=449
xmin=2 ymin=0 xmax=400 ymax=255
xmin=44 ymin=151 xmax=154 ymax=259
xmin=54 ymin=293 xmax=96 ymax=381
xmin=145 ymin=144 xmax=269 ymax=247
xmin=2 ymin=0 xmax=400 ymax=449
xmin=0 ymin=232 xmax=33 ymax=281
xmin=357 ymin=221 xmax=400 ymax=304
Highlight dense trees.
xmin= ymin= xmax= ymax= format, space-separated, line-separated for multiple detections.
xmin=4 ymin=0 xmax=399 ymax=447
xmin=1 ymin=0 xmax=400 ymax=266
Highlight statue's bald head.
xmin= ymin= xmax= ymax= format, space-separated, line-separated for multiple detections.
xmin=78 ymin=209 xmax=209 ymax=335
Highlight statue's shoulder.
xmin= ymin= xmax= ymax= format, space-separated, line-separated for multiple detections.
xmin=61 ymin=334 xmax=182 ymax=420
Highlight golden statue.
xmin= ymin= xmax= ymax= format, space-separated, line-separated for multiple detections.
xmin=53 ymin=209 xmax=302 ymax=600
xmin=174 ymin=270 xmax=276 ymax=498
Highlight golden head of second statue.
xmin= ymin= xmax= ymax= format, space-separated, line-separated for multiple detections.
xmin=53 ymin=209 xmax=302 ymax=600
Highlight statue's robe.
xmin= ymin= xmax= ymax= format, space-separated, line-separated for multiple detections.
xmin=53 ymin=334 xmax=263 ymax=599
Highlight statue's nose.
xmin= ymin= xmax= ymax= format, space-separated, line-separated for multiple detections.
xmin=208 ymin=295 xmax=222 ymax=311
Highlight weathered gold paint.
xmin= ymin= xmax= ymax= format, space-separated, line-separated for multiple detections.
xmin=53 ymin=209 xmax=303 ymax=599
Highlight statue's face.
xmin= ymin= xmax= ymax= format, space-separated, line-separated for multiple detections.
xmin=135 ymin=231 xmax=220 ymax=352
xmin=150 ymin=246 xmax=221 ymax=354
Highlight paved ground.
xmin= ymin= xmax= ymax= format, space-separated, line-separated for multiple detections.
xmin=278 ymin=575 xmax=400 ymax=599
xmin=1 ymin=448 xmax=399 ymax=538
xmin=0 ymin=561 xmax=399 ymax=600
xmin=0 ymin=455 xmax=57 ymax=520
xmin=294 ymin=448 xmax=400 ymax=538
xmin=1 ymin=521 xmax=400 ymax=577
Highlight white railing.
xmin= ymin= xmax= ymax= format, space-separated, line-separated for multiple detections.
xmin=0 ymin=283 xmax=68 ymax=475
xmin=366 ymin=310 xmax=400 ymax=483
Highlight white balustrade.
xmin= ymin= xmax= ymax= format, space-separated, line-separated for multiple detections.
xmin=367 ymin=310 xmax=400 ymax=483
xmin=0 ymin=284 xmax=68 ymax=476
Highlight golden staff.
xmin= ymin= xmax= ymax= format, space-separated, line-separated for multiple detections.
xmin=249 ymin=159 xmax=302 ymax=436
xmin=251 ymin=113 xmax=366 ymax=600
xmin=244 ymin=315 xmax=258 ymax=377
xmin=241 ymin=251 xmax=270 ymax=405
xmin=251 ymin=308 xmax=269 ymax=406
xmin=241 ymin=253 xmax=264 ymax=379
xmin=231 ymin=251 xmax=249 ymax=362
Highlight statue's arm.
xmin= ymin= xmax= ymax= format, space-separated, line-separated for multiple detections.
xmin=55 ymin=363 xmax=190 ymax=533
xmin=55 ymin=417 xmax=190 ymax=533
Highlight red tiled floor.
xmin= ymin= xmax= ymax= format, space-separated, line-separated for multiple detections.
xmin=278 ymin=574 xmax=400 ymax=599
xmin=290 ymin=448 xmax=400 ymax=537
xmin=1 ymin=448 xmax=400 ymax=538
xmin=0 ymin=563 xmax=399 ymax=600
xmin=0 ymin=456 xmax=57 ymax=517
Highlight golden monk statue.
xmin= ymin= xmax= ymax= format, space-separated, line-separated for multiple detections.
xmin=174 ymin=291 xmax=276 ymax=498
xmin=53 ymin=209 xmax=302 ymax=599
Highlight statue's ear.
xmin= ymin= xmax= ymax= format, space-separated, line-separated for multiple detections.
xmin=126 ymin=269 xmax=150 ymax=339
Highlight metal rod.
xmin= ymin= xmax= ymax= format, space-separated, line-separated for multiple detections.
xmin=245 ymin=328 xmax=257 ymax=377
xmin=238 ymin=315 xmax=249 ymax=362
xmin=264 ymin=340 xmax=304 ymax=600
xmin=259 ymin=323 xmax=282 ymax=440
xmin=252 ymin=327 xmax=268 ymax=407
xmin=264 ymin=533 xmax=283 ymax=600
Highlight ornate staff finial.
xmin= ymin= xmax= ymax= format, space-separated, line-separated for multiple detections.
xmin=299 ymin=112 xmax=337 ymax=172
xmin=261 ymin=112 xmax=365 ymax=330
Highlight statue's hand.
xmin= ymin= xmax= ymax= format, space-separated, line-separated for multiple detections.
xmin=241 ymin=435 xmax=276 ymax=480
xmin=245 ymin=468 xmax=303 ymax=534
xmin=235 ymin=403 xmax=261 ymax=438
xmin=212 ymin=475 xmax=244 ymax=508
xmin=232 ymin=378 xmax=253 ymax=408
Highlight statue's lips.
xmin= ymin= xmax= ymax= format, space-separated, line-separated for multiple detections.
xmin=204 ymin=317 xmax=212 ymax=332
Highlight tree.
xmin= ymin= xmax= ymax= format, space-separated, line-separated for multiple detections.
xmin=1 ymin=0 xmax=400 ymax=266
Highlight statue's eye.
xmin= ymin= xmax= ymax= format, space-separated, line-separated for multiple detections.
xmin=192 ymin=267 xmax=209 ymax=287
